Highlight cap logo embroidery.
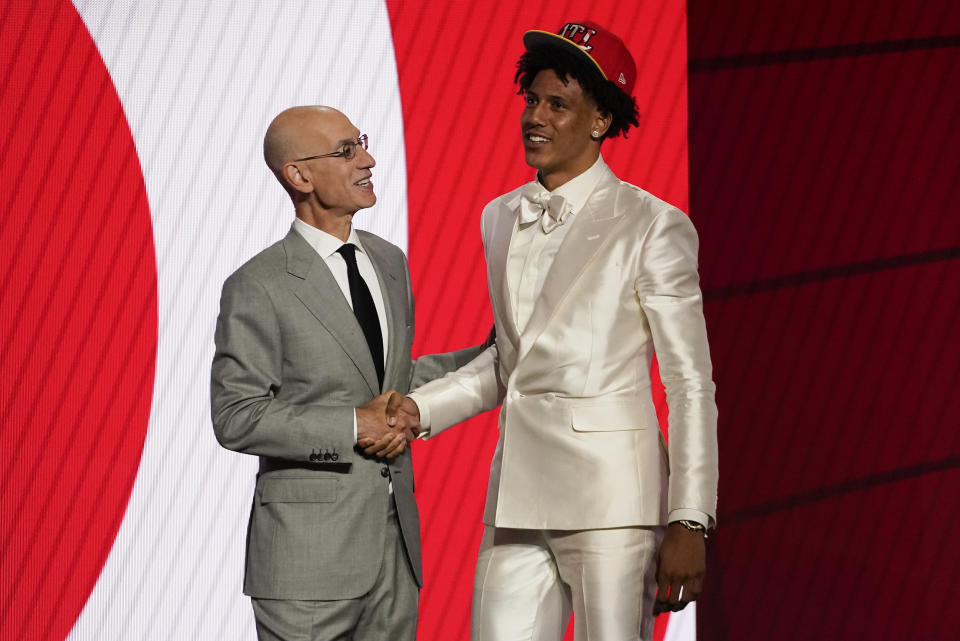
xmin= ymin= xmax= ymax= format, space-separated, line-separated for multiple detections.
xmin=559 ymin=22 xmax=597 ymax=52
xmin=618 ymin=72 xmax=626 ymax=85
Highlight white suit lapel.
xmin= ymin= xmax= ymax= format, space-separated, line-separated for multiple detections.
xmin=517 ymin=169 xmax=626 ymax=364
xmin=486 ymin=194 xmax=522 ymax=348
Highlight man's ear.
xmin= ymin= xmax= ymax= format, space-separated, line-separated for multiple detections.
xmin=282 ymin=162 xmax=313 ymax=194
xmin=593 ymin=110 xmax=613 ymax=139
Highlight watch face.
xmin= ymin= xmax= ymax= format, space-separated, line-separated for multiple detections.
xmin=676 ymin=520 xmax=707 ymax=534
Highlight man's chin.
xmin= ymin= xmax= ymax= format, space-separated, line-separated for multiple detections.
xmin=523 ymin=148 xmax=548 ymax=171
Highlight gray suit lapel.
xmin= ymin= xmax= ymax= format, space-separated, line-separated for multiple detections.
xmin=284 ymin=229 xmax=381 ymax=396
xmin=518 ymin=171 xmax=626 ymax=363
xmin=358 ymin=230 xmax=406 ymax=392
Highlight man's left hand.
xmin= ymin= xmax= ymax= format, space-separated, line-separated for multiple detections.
xmin=654 ymin=522 xmax=706 ymax=615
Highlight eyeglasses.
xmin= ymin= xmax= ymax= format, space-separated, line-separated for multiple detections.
xmin=295 ymin=134 xmax=368 ymax=162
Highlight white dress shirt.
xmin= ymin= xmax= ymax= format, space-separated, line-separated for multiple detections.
xmin=508 ymin=156 xmax=609 ymax=332
xmin=292 ymin=218 xmax=389 ymax=447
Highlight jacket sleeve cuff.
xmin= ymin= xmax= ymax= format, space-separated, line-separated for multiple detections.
xmin=668 ymin=508 xmax=712 ymax=529
xmin=406 ymin=391 xmax=432 ymax=438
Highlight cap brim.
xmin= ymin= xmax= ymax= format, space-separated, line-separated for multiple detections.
xmin=522 ymin=30 xmax=608 ymax=81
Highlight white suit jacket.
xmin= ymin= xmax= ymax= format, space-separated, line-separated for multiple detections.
xmin=410 ymin=163 xmax=718 ymax=530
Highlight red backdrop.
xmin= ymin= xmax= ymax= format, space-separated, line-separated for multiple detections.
xmin=0 ymin=5 xmax=157 ymax=640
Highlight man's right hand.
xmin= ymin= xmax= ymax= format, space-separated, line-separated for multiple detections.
xmin=356 ymin=391 xmax=409 ymax=459
xmin=385 ymin=394 xmax=421 ymax=438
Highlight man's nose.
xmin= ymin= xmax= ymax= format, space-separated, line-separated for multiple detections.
xmin=523 ymin=102 xmax=546 ymax=127
xmin=358 ymin=146 xmax=376 ymax=168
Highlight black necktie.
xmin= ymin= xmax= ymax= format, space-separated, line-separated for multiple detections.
xmin=337 ymin=244 xmax=384 ymax=389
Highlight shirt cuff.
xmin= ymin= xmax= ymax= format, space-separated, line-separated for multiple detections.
xmin=406 ymin=391 xmax=432 ymax=439
xmin=668 ymin=509 xmax=711 ymax=529
xmin=352 ymin=409 xmax=358 ymax=445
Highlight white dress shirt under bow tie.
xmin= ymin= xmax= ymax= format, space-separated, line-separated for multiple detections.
xmin=508 ymin=155 xmax=607 ymax=333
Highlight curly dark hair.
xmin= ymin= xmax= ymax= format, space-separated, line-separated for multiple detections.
xmin=515 ymin=43 xmax=640 ymax=140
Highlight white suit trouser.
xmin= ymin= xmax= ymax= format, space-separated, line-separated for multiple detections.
xmin=471 ymin=525 xmax=663 ymax=641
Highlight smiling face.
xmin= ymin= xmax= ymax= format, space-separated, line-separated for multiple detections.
xmin=520 ymin=69 xmax=610 ymax=190
xmin=289 ymin=109 xmax=377 ymax=216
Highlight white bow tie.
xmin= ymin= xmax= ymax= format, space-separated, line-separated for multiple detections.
xmin=519 ymin=183 xmax=571 ymax=234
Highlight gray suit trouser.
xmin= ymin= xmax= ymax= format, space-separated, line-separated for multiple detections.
xmin=251 ymin=498 xmax=418 ymax=641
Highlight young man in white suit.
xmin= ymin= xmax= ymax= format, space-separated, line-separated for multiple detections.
xmin=394 ymin=21 xmax=719 ymax=641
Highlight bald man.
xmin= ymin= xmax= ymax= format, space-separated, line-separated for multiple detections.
xmin=211 ymin=106 xmax=482 ymax=641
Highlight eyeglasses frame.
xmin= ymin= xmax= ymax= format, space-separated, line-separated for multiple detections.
xmin=294 ymin=134 xmax=369 ymax=162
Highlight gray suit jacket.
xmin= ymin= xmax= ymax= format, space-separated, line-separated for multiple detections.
xmin=211 ymin=226 xmax=480 ymax=600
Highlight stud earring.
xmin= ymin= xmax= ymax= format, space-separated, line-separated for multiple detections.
xmin=591 ymin=130 xmax=600 ymax=139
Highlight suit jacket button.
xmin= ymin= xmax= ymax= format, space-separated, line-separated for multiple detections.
xmin=309 ymin=453 xmax=318 ymax=462
xmin=381 ymin=467 xmax=390 ymax=478
xmin=331 ymin=453 xmax=339 ymax=461
xmin=323 ymin=452 xmax=332 ymax=461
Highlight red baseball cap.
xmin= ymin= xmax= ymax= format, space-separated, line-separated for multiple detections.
xmin=523 ymin=21 xmax=637 ymax=96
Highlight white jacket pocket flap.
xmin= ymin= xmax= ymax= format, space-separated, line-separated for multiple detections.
xmin=260 ymin=477 xmax=338 ymax=503
xmin=571 ymin=398 xmax=648 ymax=432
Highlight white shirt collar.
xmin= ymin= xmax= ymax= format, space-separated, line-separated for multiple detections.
xmin=536 ymin=154 xmax=607 ymax=217
xmin=293 ymin=217 xmax=364 ymax=259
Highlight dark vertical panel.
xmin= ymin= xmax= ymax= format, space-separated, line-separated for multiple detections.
xmin=688 ymin=0 xmax=960 ymax=638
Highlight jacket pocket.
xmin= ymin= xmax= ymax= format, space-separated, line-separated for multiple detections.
xmin=259 ymin=477 xmax=338 ymax=503
xmin=571 ymin=398 xmax=649 ymax=432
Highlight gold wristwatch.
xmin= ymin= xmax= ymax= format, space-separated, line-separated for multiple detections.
xmin=673 ymin=519 xmax=708 ymax=538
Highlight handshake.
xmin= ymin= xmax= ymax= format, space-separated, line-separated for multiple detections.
xmin=355 ymin=391 xmax=422 ymax=460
